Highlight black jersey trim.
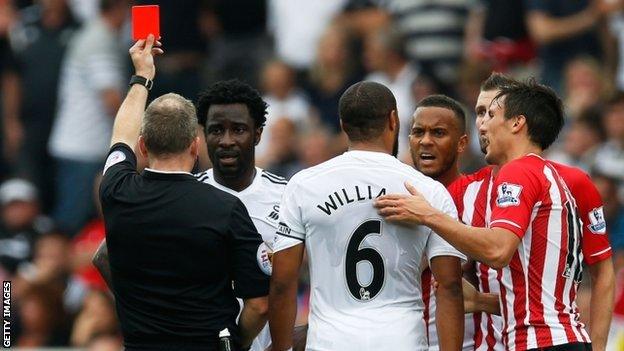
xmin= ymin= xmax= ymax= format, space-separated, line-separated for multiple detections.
xmin=261 ymin=174 xmax=287 ymax=185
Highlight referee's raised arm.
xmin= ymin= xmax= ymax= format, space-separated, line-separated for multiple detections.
xmin=98 ymin=36 xmax=270 ymax=351
xmin=109 ymin=34 xmax=163 ymax=149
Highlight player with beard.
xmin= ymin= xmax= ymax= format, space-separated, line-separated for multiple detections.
xmin=94 ymin=80 xmax=286 ymax=351
xmin=461 ymin=74 xmax=614 ymax=351
xmin=407 ymin=95 xmax=478 ymax=351
xmin=269 ymin=81 xmax=465 ymax=351
xmin=375 ymin=79 xmax=598 ymax=350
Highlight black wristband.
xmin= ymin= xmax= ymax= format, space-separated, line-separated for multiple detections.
xmin=129 ymin=75 xmax=153 ymax=91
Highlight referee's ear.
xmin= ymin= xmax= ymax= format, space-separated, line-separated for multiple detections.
xmin=190 ymin=137 xmax=200 ymax=158
xmin=138 ymin=136 xmax=148 ymax=158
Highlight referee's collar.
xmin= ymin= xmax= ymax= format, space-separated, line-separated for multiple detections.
xmin=142 ymin=168 xmax=196 ymax=181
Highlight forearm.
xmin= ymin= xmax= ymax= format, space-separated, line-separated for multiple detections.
xmin=424 ymin=212 xmax=508 ymax=268
xmin=238 ymin=301 xmax=268 ymax=348
xmin=109 ymin=84 xmax=148 ymax=147
xmin=92 ymin=240 xmax=113 ymax=289
xmin=436 ymin=284 xmax=464 ymax=350
xmin=474 ymin=292 xmax=500 ymax=315
xmin=269 ymin=282 xmax=298 ymax=350
xmin=527 ymin=10 xmax=597 ymax=44
xmin=588 ymin=261 xmax=615 ymax=351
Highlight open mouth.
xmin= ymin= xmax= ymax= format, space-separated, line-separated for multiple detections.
xmin=419 ymin=153 xmax=436 ymax=164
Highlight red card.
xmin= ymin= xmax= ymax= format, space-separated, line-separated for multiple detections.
xmin=131 ymin=5 xmax=160 ymax=41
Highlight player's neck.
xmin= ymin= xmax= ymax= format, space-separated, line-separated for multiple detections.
xmin=500 ymin=141 xmax=542 ymax=166
xmin=214 ymin=167 xmax=256 ymax=192
xmin=348 ymin=141 xmax=391 ymax=155
xmin=437 ymin=167 xmax=461 ymax=187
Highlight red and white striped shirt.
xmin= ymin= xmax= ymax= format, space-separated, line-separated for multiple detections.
xmin=422 ymin=167 xmax=493 ymax=350
xmin=489 ymin=154 xmax=590 ymax=350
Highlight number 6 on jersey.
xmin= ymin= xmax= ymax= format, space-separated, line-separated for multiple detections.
xmin=345 ymin=219 xmax=385 ymax=301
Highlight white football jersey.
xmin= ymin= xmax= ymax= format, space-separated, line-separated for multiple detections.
xmin=273 ymin=150 xmax=466 ymax=351
xmin=195 ymin=167 xmax=286 ymax=351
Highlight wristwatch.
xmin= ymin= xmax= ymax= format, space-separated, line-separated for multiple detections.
xmin=129 ymin=75 xmax=153 ymax=91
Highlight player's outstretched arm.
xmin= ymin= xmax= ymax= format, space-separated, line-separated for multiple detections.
xmin=587 ymin=258 xmax=615 ymax=351
xmin=269 ymin=244 xmax=304 ymax=351
xmin=430 ymin=255 xmax=464 ymax=350
xmin=92 ymin=239 xmax=113 ymax=289
xmin=109 ymin=35 xmax=163 ymax=148
xmin=374 ymin=182 xmax=520 ymax=268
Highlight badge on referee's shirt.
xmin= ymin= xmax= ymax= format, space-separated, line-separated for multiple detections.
xmin=103 ymin=150 xmax=126 ymax=175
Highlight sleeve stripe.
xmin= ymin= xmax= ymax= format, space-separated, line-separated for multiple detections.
xmin=275 ymin=232 xmax=305 ymax=242
xmin=262 ymin=171 xmax=287 ymax=182
xmin=590 ymin=247 xmax=612 ymax=257
xmin=262 ymin=174 xmax=287 ymax=185
xmin=489 ymin=219 xmax=522 ymax=229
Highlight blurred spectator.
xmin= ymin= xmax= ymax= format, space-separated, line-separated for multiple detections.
xmin=594 ymin=92 xmax=624 ymax=192
xmin=297 ymin=128 xmax=333 ymax=169
xmin=70 ymin=290 xmax=119 ymax=347
xmin=68 ymin=0 xmax=99 ymax=23
xmin=269 ymin=0 xmax=347 ymax=71
xmin=47 ymin=0 xmax=128 ymax=236
xmin=0 ymin=178 xmax=53 ymax=275
xmin=72 ymin=175 xmax=106 ymax=291
xmin=5 ymin=0 xmax=80 ymax=210
xmin=305 ymin=24 xmax=361 ymax=134
xmin=364 ymin=25 xmax=417 ymax=162
xmin=87 ymin=334 xmax=123 ymax=351
xmin=15 ymin=232 xmax=88 ymax=315
xmin=592 ymin=172 xmax=624 ymax=252
xmin=610 ymin=9 xmax=624 ymax=91
xmin=563 ymin=56 xmax=612 ymax=119
xmin=0 ymin=0 xmax=18 ymax=177
xmin=204 ymin=0 xmax=270 ymax=87
xmin=524 ymin=0 xmax=617 ymax=93
xmin=464 ymin=0 xmax=536 ymax=73
xmin=380 ymin=0 xmax=474 ymax=86
xmin=257 ymin=60 xmax=312 ymax=163
xmin=264 ymin=118 xmax=302 ymax=179
xmin=15 ymin=283 xmax=70 ymax=347
xmin=547 ymin=108 xmax=605 ymax=171
xmin=136 ymin=0 xmax=207 ymax=100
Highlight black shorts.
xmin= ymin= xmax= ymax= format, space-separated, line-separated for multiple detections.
xmin=527 ymin=342 xmax=592 ymax=351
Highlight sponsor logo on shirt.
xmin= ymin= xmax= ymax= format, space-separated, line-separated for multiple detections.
xmin=277 ymin=222 xmax=291 ymax=236
xmin=266 ymin=205 xmax=280 ymax=223
xmin=496 ymin=183 xmax=522 ymax=207
xmin=256 ymin=242 xmax=273 ymax=276
xmin=102 ymin=150 xmax=126 ymax=175
xmin=587 ymin=206 xmax=607 ymax=234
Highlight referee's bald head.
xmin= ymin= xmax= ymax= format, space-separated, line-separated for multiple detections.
xmin=141 ymin=93 xmax=198 ymax=156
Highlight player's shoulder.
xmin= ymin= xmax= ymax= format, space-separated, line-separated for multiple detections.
xmin=549 ymin=161 xmax=592 ymax=187
xmin=259 ymin=169 xmax=288 ymax=187
xmin=499 ymin=154 xmax=547 ymax=179
xmin=194 ymin=169 xmax=213 ymax=185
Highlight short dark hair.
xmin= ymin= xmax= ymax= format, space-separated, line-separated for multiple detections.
xmin=494 ymin=79 xmax=564 ymax=150
xmin=196 ymin=80 xmax=268 ymax=128
xmin=416 ymin=95 xmax=467 ymax=133
xmin=339 ymin=81 xmax=397 ymax=142
xmin=480 ymin=72 xmax=517 ymax=91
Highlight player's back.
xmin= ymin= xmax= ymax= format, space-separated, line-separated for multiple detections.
xmin=276 ymin=150 xmax=462 ymax=351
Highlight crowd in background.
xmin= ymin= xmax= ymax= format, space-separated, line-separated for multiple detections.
xmin=1 ymin=0 xmax=624 ymax=349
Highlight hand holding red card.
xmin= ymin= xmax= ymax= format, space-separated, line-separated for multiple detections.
xmin=132 ymin=5 xmax=160 ymax=41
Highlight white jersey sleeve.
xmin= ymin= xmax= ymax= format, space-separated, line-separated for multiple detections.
xmin=425 ymin=184 xmax=465 ymax=263
xmin=273 ymin=177 xmax=306 ymax=252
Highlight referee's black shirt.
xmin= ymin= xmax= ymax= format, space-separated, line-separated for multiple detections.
xmin=100 ymin=143 xmax=270 ymax=350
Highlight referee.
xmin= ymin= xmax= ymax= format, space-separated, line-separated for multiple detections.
xmin=99 ymin=35 xmax=269 ymax=351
